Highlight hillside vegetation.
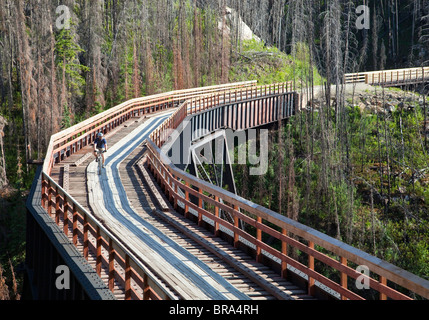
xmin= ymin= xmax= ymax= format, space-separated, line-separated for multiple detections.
xmin=230 ymin=40 xmax=324 ymax=86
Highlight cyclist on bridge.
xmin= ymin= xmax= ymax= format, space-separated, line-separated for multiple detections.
xmin=94 ymin=132 xmax=108 ymax=168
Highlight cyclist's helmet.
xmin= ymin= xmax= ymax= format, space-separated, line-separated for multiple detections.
xmin=98 ymin=132 xmax=104 ymax=138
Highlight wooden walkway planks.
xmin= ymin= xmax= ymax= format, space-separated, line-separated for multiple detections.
xmin=50 ymin=115 xmax=175 ymax=300
xmin=86 ymin=113 xmax=250 ymax=300
xmin=50 ymin=110 xmax=314 ymax=301
xmin=123 ymin=146 xmax=287 ymax=300
xmin=138 ymin=158 xmax=314 ymax=300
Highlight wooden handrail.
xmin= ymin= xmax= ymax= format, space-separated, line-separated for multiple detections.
xmin=43 ymin=81 xmax=259 ymax=174
xmin=41 ymin=171 xmax=178 ymax=300
xmin=145 ymin=138 xmax=429 ymax=300
xmin=49 ymin=81 xmax=257 ymax=144
xmin=345 ymin=66 xmax=429 ymax=85
xmin=35 ymin=81 xmax=264 ymax=300
xmin=143 ymin=85 xmax=429 ymax=300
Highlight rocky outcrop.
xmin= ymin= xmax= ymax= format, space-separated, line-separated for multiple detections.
xmin=303 ymin=83 xmax=428 ymax=115
xmin=221 ymin=6 xmax=261 ymax=42
xmin=351 ymin=89 xmax=427 ymax=115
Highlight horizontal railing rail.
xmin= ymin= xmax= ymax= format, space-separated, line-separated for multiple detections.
xmin=43 ymin=81 xmax=259 ymax=175
xmin=145 ymin=139 xmax=429 ymax=300
xmin=40 ymin=171 xmax=178 ymax=300
xmin=31 ymin=81 xmax=266 ymax=300
xmin=345 ymin=66 xmax=429 ymax=86
xmin=144 ymin=82 xmax=429 ymax=301
xmin=344 ymin=73 xmax=366 ymax=84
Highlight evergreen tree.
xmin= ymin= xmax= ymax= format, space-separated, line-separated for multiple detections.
xmin=55 ymin=21 xmax=89 ymax=104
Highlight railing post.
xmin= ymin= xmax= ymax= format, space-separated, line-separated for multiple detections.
xmin=169 ymin=174 xmax=174 ymax=204
xmin=96 ymin=226 xmax=102 ymax=276
xmin=55 ymin=186 xmax=60 ymax=225
xmin=214 ymin=196 xmax=220 ymax=237
xmin=185 ymin=182 xmax=190 ymax=219
xmin=108 ymin=238 xmax=115 ymax=293
xmin=143 ymin=274 xmax=150 ymax=300
xmin=125 ymin=255 xmax=132 ymax=300
xmin=161 ymin=167 xmax=166 ymax=193
xmin=233 ymin=205 xmax=239 ymax=248
xmin=340 ymin=257 xmax=348 ymax=300
xmin=380 ymin=276 xmax=387 ymax=300
xmin=83 ymin=214 xmax=89 ymax=260
xmin=256 ymin=217 xmax=262 ymax=263
xmin=41 ymin=175 xmax=46 ymax=209
xmin=47 ymin=180 xmax=52 ymax=216
xmin=63 ymin=195 xmax=69 ymax=236
xmin=198 ymin=188 xmax=203 ymax=227
xmin=157 ymin=130 xmax=161 ymax=148
xmin=72 ymin=203 xmax=78 ymax=246
xmin=308 ymin=241 xmax=315 ymax=296
xmin=281 ymin=228 xmax=288 ymax=279
xmin=173 ymin=177 xmax=178 ymax=210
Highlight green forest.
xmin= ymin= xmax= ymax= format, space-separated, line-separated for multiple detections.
xmin=1 ymin=0 xmax=429 ymax=299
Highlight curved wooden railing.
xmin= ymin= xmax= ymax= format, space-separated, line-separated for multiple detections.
xmin=36 ymin=81 xmax=273 ymax=300
xmin=146 ymin=141 xmax=429 ymax=300
xmin=36 ymin=80 xmax=305 ymax=300
xmin=150 ymin=82 xmax=294 ymax=148
xmin=40 ymin=171 xmax=178 ymax=300
xmin=145 ymin=84 xmax=429 ymax=301
xmin=43 ymin=81 xmax=259 ymax=175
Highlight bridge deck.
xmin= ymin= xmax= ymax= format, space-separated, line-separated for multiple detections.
xmin=50 ymin=111 xmax=314 ymax=300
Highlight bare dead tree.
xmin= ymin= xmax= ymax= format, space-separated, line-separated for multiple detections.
xmin=0 ymin=116 xmax=7 ymax=189
xmin=13 ymin=0 xmax=37 ymax=165
xmin=420 ymin=0 xmax=429 ymax=66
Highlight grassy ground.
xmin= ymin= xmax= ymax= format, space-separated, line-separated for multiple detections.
xmin=229 ymin=40 xmax=324 ymax=86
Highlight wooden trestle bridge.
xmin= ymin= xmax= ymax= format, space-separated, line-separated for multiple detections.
xmin=25 ymin=67 xmax=429 ymax=301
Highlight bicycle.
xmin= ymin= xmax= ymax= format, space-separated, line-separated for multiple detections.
xmin=96 ymin=149 xmax=105 ymax=175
